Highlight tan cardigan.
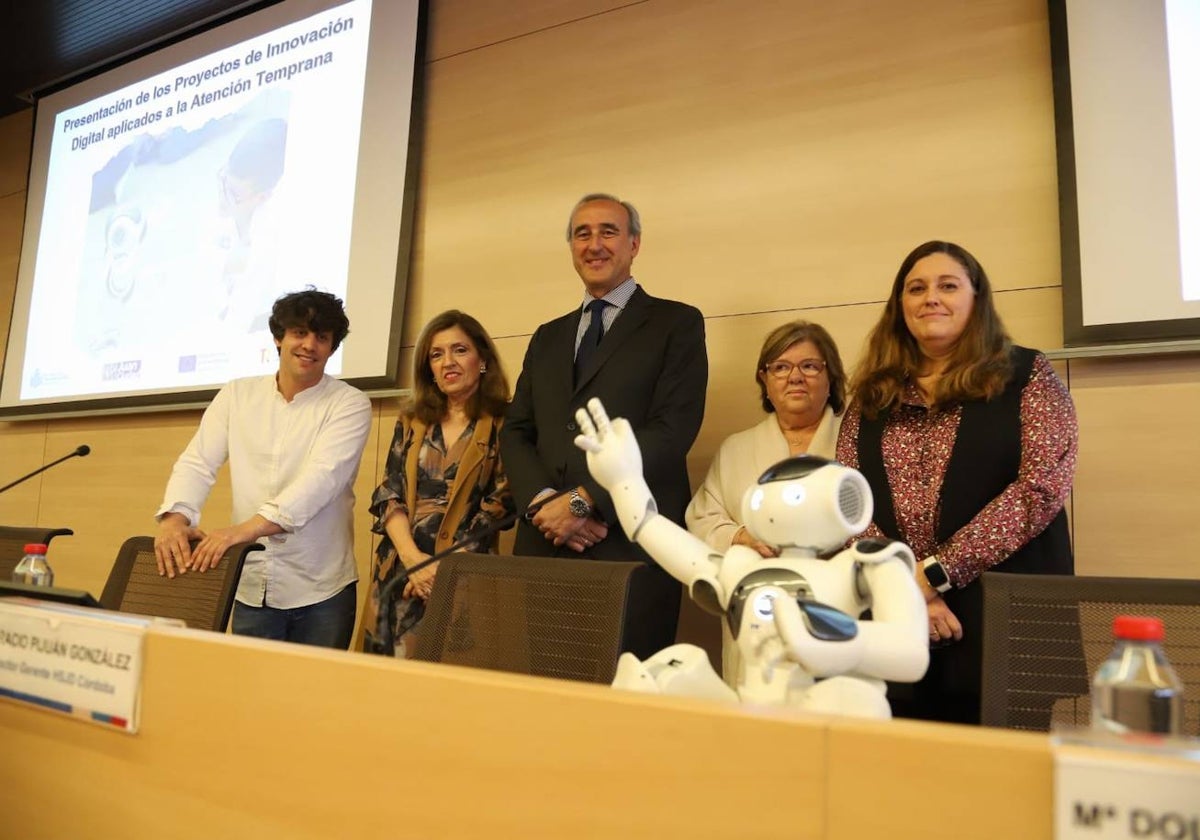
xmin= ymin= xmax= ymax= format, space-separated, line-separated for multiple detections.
xmin=401 ymin=413 xmax=503 ymax=554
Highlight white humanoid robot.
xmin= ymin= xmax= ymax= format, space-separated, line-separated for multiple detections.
xmin=573 ymin=398 xmax=929 ymax=718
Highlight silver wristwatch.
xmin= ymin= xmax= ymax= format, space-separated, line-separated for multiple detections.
xmin=568 ymin=488 xmax=592 ymax=519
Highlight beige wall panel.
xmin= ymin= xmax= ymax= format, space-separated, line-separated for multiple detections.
xmin=0 ymin=111 xmax=30 ymax=365
xmin=0 ymin=418 xmax=49 ymax=525
xmin=1067 ymin=355 xmax=1200 ymax=579
xmin=995 ymin=285 xmax=1065 ymax=351
xmin=0 ymin=190 xmax=25 ymax=364
xmin=415 ymin=0 xmax=1059 ymax=343
xmin=427 ymin=0 xmax=635 ymax=60
xmin=0 ymin=108 xmax=32 ymax=198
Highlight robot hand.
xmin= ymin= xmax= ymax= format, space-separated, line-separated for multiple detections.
xmin=574 ymin=398 xmax=657 ymax=538
xmin=574 ymin=398 xmax=642 ymax=491
xmin=772 ymin=591 xmax=865 ymax=678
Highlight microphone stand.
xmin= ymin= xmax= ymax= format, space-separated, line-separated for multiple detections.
xmin=0 ymin=446 xmax=91 ymax=495
xmin=368 ymin=486 xmax=575 ymax=656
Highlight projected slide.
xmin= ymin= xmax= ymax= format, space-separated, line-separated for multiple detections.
xmin=1168 ymin=0 xmax=1199 ymax=302
xmin=22 ymin=1 xmax=370 ymax=400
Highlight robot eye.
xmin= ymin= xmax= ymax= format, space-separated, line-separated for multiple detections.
xmin=748 ymin=488 xmax=764 ymax=511
xmin=781 ymin=484 xmax=806 ymax=506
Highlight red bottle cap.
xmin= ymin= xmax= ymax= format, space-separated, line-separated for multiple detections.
xmin=1113 ymin=615 xmax=1165 ymax=642
xmin=22 ymin=543 xmax=48 ymax=554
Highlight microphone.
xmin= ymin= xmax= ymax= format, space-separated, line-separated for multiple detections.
xmin=367 ymin=485 xmax=575 ymax=656
xmin=0 ymin=445 xmax=92 ymax=495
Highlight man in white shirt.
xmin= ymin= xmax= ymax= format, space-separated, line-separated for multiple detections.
xmin=154 ymin=288 xmax=372 ymax=648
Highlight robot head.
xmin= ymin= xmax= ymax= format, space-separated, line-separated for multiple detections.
xmin=739 ymin=455 xmax=873 ymax=554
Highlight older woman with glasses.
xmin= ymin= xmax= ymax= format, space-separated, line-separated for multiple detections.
xmin=685 ymin=320 xmax=846 ymax=683
xmin=687 ymin=320 xmax=846 ymax=557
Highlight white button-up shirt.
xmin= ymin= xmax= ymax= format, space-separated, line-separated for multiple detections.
xmin=157 ymin=374 xmax=372 ymax=609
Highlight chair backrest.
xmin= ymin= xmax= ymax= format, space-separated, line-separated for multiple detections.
xmin=0 ymin=526 xmax=74 ymax=580
xmin=99 ymin=536 xmax=262 ymax=631
xmin=981 ymin=572 xmax=1200 ymax=735
xmin=411 ymin=553 xmax=650 ymax=684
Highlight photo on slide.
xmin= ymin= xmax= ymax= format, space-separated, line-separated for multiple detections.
xmin=74 ymin=90 xmax=292 ymax=365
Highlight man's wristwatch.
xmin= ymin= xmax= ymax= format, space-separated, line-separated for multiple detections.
xmin=568 ymin=488 xmax=593 ymax=519
xmin=922 ymin=557 xmax=953 ymax=594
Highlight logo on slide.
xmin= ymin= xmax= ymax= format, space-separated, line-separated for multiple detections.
xmin=102 ymin=360 xmax=142 ymax=381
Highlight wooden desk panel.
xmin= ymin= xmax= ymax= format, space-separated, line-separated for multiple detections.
xmin=0 ymin=624 xmax=1056 ymax=839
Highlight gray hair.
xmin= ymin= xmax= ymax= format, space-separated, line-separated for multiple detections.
xmin=565 ymin=192 xmax=642 ymax=240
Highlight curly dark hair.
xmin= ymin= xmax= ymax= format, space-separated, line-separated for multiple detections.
xmin=269 ymin=287 xmax=351 ymax=352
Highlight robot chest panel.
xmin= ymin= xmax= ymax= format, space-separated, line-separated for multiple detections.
xmin=789 ymin=559 xmax=861 ymax=613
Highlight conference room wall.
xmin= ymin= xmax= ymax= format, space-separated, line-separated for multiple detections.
xmin=1 ymin=0 xmax=1197 ymax=630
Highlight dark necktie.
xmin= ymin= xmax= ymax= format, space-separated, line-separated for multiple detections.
xmin=574 ymin=299 xmax=610 ymax=382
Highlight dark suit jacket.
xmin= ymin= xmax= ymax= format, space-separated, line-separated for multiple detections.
xmin=500 ymin=285 xmax=708 ymax=563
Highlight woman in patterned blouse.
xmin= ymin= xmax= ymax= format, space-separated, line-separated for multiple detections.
xmin=836 ymin=241 xmax=1078 ymax=724
xmin=364 ymin=311 xmax=515 ymax=656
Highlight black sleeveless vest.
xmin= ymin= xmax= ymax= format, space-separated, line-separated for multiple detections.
xmin=856 ymin=346 xmax=1073 ymax=696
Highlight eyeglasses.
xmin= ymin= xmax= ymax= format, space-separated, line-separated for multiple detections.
xmin=763 ymin=359 xmax=826 ymax=379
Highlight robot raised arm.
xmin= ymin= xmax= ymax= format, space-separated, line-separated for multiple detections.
xmin=574 ymin=399 xmax=726 ymax=607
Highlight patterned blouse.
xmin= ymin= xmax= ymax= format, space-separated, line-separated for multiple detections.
xmin=366 ymin=417 xmax=513 ymax=644
xmin=836 ymin=353 xmax=1077 ymax=588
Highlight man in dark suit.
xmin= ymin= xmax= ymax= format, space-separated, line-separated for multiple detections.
xmin=500 ymin=193 xmax=708 ymax=654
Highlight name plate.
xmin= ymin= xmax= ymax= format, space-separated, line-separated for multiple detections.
xmin=1054 ymin=734 xmax=1200 ymax=839
xmin=0 ymin=598 xmax=153 ymax=733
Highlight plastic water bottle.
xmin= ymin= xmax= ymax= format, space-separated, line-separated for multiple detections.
xmin=12 ymin=543 xmax=54 ymax=587
xmin=1091 ymin=615 xmax=1183 ymax=735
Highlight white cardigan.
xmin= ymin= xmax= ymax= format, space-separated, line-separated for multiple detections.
xmin=685 ymin=406 xmax=842 ymax=552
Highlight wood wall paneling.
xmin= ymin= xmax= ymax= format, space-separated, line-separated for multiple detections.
xmin=0 ymin=190 xmax=25 ymax=365
xmin=1068 ymin=355 xmax=1200 ymax=579
xmin=425 ymin=0 xmax=638 ymax=61
xmin=416 ymin=0 xmax=1059 ymax=341
xmin=0 ymin=417 xmax=49 ymax=525
xmin=0 ymin=107 xmax=31 ymax=198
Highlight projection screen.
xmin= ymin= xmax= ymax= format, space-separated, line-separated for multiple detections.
xmin=1 ymin=0 xmax=423 ymax=418
xmin=1051 ymin=0 xmax=1200 ymax=347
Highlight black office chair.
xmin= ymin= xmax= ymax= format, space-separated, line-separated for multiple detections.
xmin=410 ymin=553 xmax=667 ymax=683
xmin=0 ymin=525 xmax=74 ymax=580
xmin=99 ymin=536 xmax=262 ymax=631
xmin=980 ymin=572 xmax=1200 ymax=734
